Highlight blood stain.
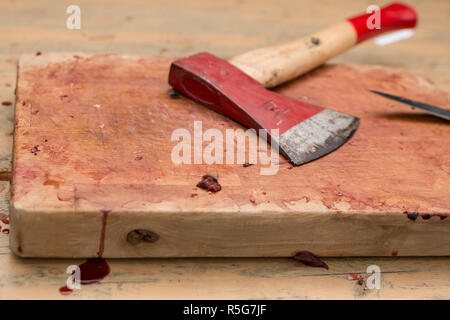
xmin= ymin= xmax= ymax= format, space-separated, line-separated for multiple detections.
xmin=59 ymin=209 xmax=111 ymax=296
xmin=59 ymin=286 xmax=73 ymax=295
xmin=196 ymin=174 xmax=221 ymax=193
xmin=59 ymin=258 xmax=110 ymax=296
xmin=249 ymin=192 xmax=256 ymax=205
xmin=347 ymin=273 xmax=361 ymax=281
xmin=294 ymin=251 xmax=329 ymax=270
xmin=97 ymin=209 xmax=110 ymax=257
xmin=405 ymin=212 xmax=418 ymax=221
xmin=30 ymin=145 xmax=40 ymax=155
xmin=0 ymin=213 xmax=9 ymax=224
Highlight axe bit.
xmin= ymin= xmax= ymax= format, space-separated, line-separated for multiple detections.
xmin=169 ymin=3 xmax=417 ymax=166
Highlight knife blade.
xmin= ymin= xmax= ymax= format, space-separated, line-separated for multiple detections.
xmin=369 ymin=89 xmax=450 ymax=121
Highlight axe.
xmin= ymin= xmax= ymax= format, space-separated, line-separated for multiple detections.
xmin=169 ymin=3 xmax=417 ymax=166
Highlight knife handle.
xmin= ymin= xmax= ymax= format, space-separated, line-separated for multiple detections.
xmin=229 ymin=2 xmax=417 ymax=88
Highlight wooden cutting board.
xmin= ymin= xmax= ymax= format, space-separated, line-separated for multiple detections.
xmin=10 ymin=53 xmax=449 ymax=258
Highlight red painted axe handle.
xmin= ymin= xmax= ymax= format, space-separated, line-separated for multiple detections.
xmin=229 ymin=2 xmax=417 ymax=88
xmin=348 ymin=3 xmax=417 ymax=42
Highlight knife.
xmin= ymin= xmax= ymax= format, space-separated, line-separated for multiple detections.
xmin=369 ymin=89 xmax=450 ymax=121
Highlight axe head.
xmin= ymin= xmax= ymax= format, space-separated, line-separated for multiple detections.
xmin=168 ymin=52 xmax=359 ymax=166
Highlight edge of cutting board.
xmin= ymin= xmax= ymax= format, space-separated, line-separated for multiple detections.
xmin=9 ymin=206 xmax=450 ymax=257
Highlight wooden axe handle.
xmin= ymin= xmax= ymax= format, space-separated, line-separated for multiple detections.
xmin=229 ymin=2 xmax=417 ymax=88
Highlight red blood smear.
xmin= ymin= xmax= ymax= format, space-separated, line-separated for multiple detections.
xmin=0 ymin=213 xmax=9 ymax=224
xmin=60 ymin=210 xmax=110 ymax=295
xmin=79 ymin=258 xmax=110 ymax=284
xmin=97 ymin=210 xmax=110 ymax=257
xmin=59 ymin=258 xmax=110 ymax=295
xmin=294 ymin=251 xmax=329 ymax=270
xmin=59 ymin=286 xmax=73 ymax=295
xmin=347 ymin=273 xmax=361 ymax=281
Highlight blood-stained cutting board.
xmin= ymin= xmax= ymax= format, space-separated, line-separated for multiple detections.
xmin=10 ymin=53 xmax=449 ymax=258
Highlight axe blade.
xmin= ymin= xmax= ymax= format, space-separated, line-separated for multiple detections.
xmin=278 ymin=109 xmax=359 ymax=165
xmin=169 ymin=52 xmax=359 ymax=166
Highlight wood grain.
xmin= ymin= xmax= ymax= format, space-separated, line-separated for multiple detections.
xmin=230 ymin=21 xmax=357 ymax=87
xmin=1 ymin=234 xmax=449 ymax=299
xmin=10 ymin=53 xmax=449 ymax=258
xmin=0 ymin=55 xmax=16 ymax=175
xmin=0 ymin=0 xmax=449 ymax=299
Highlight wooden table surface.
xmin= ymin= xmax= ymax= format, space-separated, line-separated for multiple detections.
xmin=0 ymin=0 xmax=449 ymax=299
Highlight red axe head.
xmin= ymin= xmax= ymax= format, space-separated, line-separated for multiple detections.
xmin=169 ymin=52 xmax=359 ymax=165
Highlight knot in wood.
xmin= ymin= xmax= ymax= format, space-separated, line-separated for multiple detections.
xmin=127 ymin=229 xmax=159 ymax=244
